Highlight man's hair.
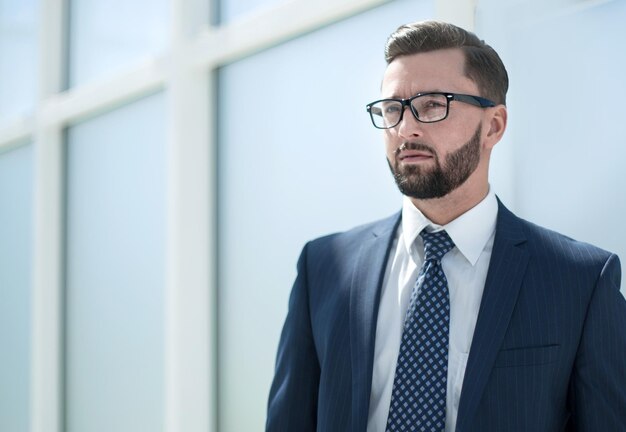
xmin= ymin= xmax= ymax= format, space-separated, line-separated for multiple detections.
xmin=385 ymin=21 xmax=509 ymax=105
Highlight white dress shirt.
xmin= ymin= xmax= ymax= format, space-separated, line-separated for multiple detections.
xmin=366 ymin=189 xmax=498 ymax=432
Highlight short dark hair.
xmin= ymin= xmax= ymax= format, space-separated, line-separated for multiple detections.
xmin=385 ymin=21 xmax=509 ymax=105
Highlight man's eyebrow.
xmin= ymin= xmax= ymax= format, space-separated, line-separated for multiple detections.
xmin=382 ymin=89 xmax=448 ymax=99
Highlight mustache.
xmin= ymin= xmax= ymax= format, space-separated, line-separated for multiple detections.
xmin=396 ymin=141 xmax=436 ymax=157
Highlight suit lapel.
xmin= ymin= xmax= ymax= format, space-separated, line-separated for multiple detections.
xmin=350 ymin=213 xmax=400 ymax=432
xmin=455 ymin=201 xmax=529 ymax=432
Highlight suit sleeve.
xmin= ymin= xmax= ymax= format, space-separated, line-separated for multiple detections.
xmin=569 ymin=253 xmax=626 ymax=430
xmin=266 ymin=242 xmax=320 ymax=431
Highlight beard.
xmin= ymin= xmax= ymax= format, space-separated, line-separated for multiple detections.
xmin=388 ymin=125 xmax=482 ymax=200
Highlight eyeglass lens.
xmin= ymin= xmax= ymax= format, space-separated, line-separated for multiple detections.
xmin=370 ymin=93 xmax=449 ymax=128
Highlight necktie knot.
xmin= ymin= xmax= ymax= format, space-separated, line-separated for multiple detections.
xmin=420 ymin=229 xmax=454 ymax=262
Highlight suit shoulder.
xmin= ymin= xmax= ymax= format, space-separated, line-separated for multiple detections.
xmin=305 ymin=212 xmax=400 ymax=255
xmin=517 ymin=215 xmax=616 ymax=267
xmin=496 ymin=201 xmax=615 ymax=264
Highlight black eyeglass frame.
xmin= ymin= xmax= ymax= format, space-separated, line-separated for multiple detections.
xmin=365 ymin=92 xmax=496 ymax=129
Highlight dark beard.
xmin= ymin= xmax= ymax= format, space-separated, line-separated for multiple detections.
xmin=388 ymin=125 xmax=482 ymax=199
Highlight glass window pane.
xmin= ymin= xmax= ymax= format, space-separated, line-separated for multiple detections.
xmin=67 ymin=0 xmax=168 ymax=87
xmin=65 ymin=93 xmax=166 ymax=432
xmin=216 ymin=0 xmax=433 ymax=430
xmin=0 ymin=143 xmax=33 ymax=432
xmin=0 ymin=0 xmax=38 ymax=122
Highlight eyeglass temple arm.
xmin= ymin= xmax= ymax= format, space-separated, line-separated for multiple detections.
xmin=452 ymin=94 xmax=496 ymax=107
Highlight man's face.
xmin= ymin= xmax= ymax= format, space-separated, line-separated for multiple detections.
xmin=382 ymin=49 xmax=490 ymax=200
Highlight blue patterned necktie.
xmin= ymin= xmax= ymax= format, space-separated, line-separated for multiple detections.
xmin=386 ymin=230 xmax=455 ymax=432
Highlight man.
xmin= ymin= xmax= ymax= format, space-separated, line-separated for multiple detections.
xmin=266 ymin=21 xmax=626 ymax=432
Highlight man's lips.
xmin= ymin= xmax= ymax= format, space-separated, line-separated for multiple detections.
xmin=398 ymin=150 xmax=434 ymax=162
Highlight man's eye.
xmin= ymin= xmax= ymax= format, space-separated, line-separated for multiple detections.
xmin=423 ymin=100 xmax=446 ymax=108
xmin=384 ymin=104 xmax=401 ymax=114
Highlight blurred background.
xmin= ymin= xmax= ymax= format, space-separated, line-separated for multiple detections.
xmin=1 ymin=0 xmax=625 ymax=430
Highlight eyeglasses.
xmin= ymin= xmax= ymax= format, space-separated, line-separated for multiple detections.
xmin=365 ymin=92 xmax=496 ymax=129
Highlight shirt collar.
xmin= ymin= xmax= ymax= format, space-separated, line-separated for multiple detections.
xmin=400 ymin=188 xmax=498 ymax=266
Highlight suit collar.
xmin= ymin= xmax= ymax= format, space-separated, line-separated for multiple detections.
xmin=455 ymin=199 xmax=529 ymax=431
xmin=350 ymin=212 xmax=401 ymax=432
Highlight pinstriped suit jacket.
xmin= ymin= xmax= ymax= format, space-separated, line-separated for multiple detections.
xmin=266 ymin=200 xmax=626 ymax=431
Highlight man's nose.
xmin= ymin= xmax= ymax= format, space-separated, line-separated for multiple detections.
xmin=397 ymin=106 xmax=423 ymax=139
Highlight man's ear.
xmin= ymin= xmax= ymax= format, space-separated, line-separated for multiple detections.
xmin=484 ymin=105 xmax=507 ymax=150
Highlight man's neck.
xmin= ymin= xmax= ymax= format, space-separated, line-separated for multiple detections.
xmin=408 ymin=182 xmax=490 ymax=226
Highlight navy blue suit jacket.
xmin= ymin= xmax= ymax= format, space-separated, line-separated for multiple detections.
xmin=266 ymin=201 xmax=626 ymax=431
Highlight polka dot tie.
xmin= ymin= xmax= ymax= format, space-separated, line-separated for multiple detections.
xmin=386 ymin=230 xmax=455 ymax=432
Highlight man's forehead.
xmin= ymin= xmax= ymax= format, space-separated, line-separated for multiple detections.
xmin=381 ymin=49 xmax=475 ymax=97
